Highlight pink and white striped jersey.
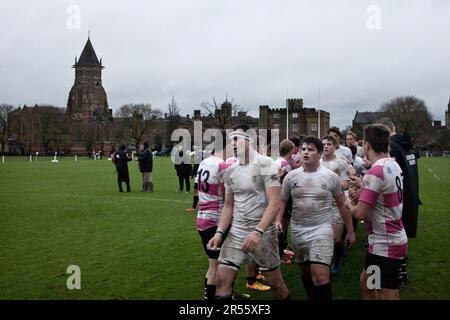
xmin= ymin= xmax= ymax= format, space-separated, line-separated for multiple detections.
xmin=359 ymin=157 xmax=408 ymax=259
xmin=195 ymin=156 xmax=234 ymax=231
xmin=275 ymin=157 xmax=292 ymax=179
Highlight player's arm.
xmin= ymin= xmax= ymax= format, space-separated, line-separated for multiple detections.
xmin=346 ymin=199 xmax=373 ymax=221
xmin=276 ymin=176 xmax=291 ymax=233
xmin=241 ymin=186 xmax=281 ymax=252
xmin=207 ymin=191 xmax=234 ymax=250
xmin=335 ymin=193 xmax=356 ymax=247
xmin=342 ymin=179 xmax=349 ymax=190
xmin=341 ymin=161 xmax=350 ymax=190
xmin=276 ymin=199 xmax=287 ymax=233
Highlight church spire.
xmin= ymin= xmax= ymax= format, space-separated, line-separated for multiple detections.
xmin=76 ymin=37 xmax=102 ymax=67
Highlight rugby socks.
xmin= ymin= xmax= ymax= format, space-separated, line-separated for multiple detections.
xmin=204 ymin=278 xmax=216 ymax=300
xmin=301 ymin=276 xmax=315 ymax=300
xmin=333 ymin=243 xmax=343 ymax=269
xmin=246 ymin=276 xmax=257 ymax=286
xmin=192 ymin=195 xmax=199 ymax=209
xmin=314 ymin=283 xmax=332 ymax=300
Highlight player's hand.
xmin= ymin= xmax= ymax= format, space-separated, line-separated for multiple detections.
xmin=345 ymin=231 xmax=356 ymax=248
xmin=207 ymin=234 xmax=223 ymax=251
xmin=275 ymin=221 xmax=283 ymax=234
xmin=241 ymin=231 xmax=261 ymax=253
xmin=348 ymin=187 xmax=360 ymax=205
xmin=349 ymin=176 xmax=362 ymax=189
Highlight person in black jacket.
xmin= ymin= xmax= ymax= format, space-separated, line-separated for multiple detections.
xmin=379 ymin=118 xmax=421 ymax=288
xmin=115 ymin=144 xmax=132 ymax=192
xmin=137 ymin=142 xmax=153 ymax=192
xmin=378 ymin=118 xmax=421 ymax=238
xmin=173 ymin=146 xmax=192 ymax=193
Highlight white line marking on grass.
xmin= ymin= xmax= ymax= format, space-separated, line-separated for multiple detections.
xmin=424 ymin=165 xmax=440 ymax=181
xmin=61 ymin=194 xmax=192 ymax=203
xmin=2 ymin=192 xmax=192 ymax=203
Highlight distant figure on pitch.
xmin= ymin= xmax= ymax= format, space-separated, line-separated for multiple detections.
xmin=137 ymin=142 xmax=154 ymax=192
xmin=114 ymin=144 xmax=132 ymax=192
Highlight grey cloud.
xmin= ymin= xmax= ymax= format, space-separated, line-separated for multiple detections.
xmin=0 ymin=0 xmax=449 ymax=130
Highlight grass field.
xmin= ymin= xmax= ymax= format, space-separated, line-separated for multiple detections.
xmin=0 ymin=155 xmax=449 ymax=300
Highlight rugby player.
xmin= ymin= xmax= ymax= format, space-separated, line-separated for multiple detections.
xmin=321 ymin=135 xmax=351 ymax=274
xmin=281 ymin=137 xmax=355 ymax=300
xmin=207 ymin=125 xmax=290 ymax=300
xmin=346 ymin=124 xmax=408 ymax=300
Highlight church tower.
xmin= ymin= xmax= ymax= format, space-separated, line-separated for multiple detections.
xmin=67 ymin=37 xmax=111 ymax=120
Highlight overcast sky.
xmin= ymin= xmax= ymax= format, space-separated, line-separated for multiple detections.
xmin=1 ymin=0 xmax=449 ymax=129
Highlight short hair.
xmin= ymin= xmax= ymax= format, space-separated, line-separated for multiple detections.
xmin=279 ymin=139 xmax=295 ymax=156
xmin=302 ymin=136 xmax=323 ymax=153
xmin=290 ymin=134 xmax=306 ymax=147
xmin=321 ymin=135 xmax=337 ymax=146
xmin=346 ymin=131 xmax=358 ymax=140
xmin=328 ymin=126 xmax=341 ymax=137
xmin=378 ymin=117 xmax=395 ymax=133
xmin=364 ymin=124 xmax=390 ymax=153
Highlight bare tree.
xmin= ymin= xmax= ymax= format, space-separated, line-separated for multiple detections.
xmin=378 ymin=96 xmax=433 ymax=146
xmin=201 ymin=96 xmax=246 ymax=129
xmin=38 ymin=108 xmax=69 ymax=153
xmin=166 ymin=96 xmax=180 ymax=146
xmin=0 ymin=104 xmax=15 ymax=154
xmin=168 ymin=96 xmax=180 ymax=118
xmin=116 ymin=103 xmax=162 ymax=149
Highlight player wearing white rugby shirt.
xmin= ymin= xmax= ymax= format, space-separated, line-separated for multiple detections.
xmin=328 ymin=127 xmax=352 ymax=164
xmin=225 ymin=144 xmax=272 ymax=293
xmin=346 ymin=131 xmax=365 ymax=158
xmin=321 ymin=135 xmax=351 ymax=275
xmin=281 ymin=137 xmax=355 ymax=300
xmin=208 ymin=125 xmax=290 ymax=300
xmin=347 ymin=124 xmax=408 ymax=300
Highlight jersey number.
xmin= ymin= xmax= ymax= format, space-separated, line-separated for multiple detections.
xmin=395 ymin=176 xmax=403 ymax=202
xmin=198 ymin=169 xmax=210 ymax=193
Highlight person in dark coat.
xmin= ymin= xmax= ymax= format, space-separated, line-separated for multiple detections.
xmin=115 ymin=144 xmax=132 ymax=192
xmin=379 ymin=118 xmax=422 ymax=288
xmin=137 ymin=142 xmax=154 ymax=192
xmin=378 ymin=118 xmax=421 ymax=238
xmin=174 ymin=147 xmax=192 ymax=193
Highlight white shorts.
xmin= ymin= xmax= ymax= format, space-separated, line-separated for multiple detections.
xmin=291 ymin=229 xmax=334 ymax=266
xmin=218 ymin=232 xmax=280 ymax=272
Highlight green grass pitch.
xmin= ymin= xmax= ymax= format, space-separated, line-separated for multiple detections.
xmin=0 ymin=155 xmax=449 ymax=299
